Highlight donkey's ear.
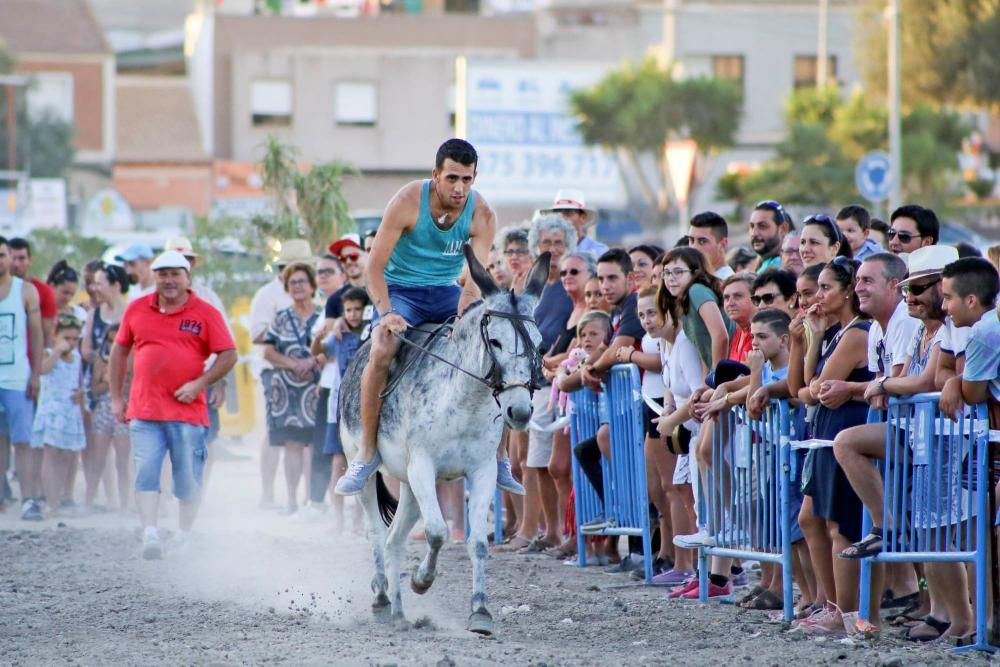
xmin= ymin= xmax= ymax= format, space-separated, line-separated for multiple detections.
xmin=524 ymin=251 xmax=551 ymax=299
xmin=464 ymin=244 xmax=499 ymax=299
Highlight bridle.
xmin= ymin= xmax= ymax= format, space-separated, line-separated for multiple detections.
xmin=391 ymin=307 xmax=544 ymax=406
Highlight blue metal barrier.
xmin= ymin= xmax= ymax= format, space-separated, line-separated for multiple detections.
xmin=857 ymin=393 xmax=997 ymax=653
xmin=698 ymin=400 xmax=794 ymax=622
xmin=569 ymin=364 xmax=653 ymax=582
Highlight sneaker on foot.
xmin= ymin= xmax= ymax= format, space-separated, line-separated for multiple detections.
xmin=604 ymin=555 xmax=642 ymax=575
xmin=668 ymin=577 xmax=701 ymax=599
xmin=290 ymin=503 xmax=327 ymax=523
xmin=672 ymin=528 xmax=714 ymax=548
xmin=795 ymin=603 xmax=844 ymax=636
xmin=630 ymin=557 xmax=671 ymax=580
xmin=581 ymin=516 xmax=613 ymax=532
xmin=652 ymin=568 xmax=696 ymax=587
xmin=731 ymin=568 xmax=750 ymax=587
xmin=334 ymin=452 xmax=383 ymax=496
xmin=142 ymin=529 xmax=162 ymax=560
xmin=20 ymin=498 xmax=43 ymax=522
xmin=170 ymin=531 xmax=190 ymax=557
xmin=681 ymin=580 xmax=733 ymax=600
xmin=496 ymin=458 xmax=525 ymax=495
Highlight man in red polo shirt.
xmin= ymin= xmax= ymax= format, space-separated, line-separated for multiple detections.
xmin=110 ymin=251 xmax=236 ymax=559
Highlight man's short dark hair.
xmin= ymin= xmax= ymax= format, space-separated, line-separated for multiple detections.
xmin=0 ymin=236 xmax=7 ymax=250
xmin=8 ymin=237 xmax=30 ymax=255
xmin=890 ymin=204 xmax=940 ymax=244
xmin=942 ymin=257 xmax=999 ymax=309
xmin=342 ymin=286 xmax=371 ymax=308
xmin=836 ymin=205 xmax=871 ymax=231
xmin=751 ymin=308 xmax=791 ymax=336
xmin=689 ymin=211 xmax=729 ymax=239
xmin=870 ymin=218 xmax=889 ymax=234
xmin=597 ymin=247 xmax=632 ymax=275
xmin=752 ymin=269 xmax=797 ymax=299
xmin=435 ymin=138 xmax=478 ymax=170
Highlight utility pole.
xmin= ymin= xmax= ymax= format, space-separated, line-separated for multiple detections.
xmin=887 ymin=0 xmax=902 ymax=211
xmin=659 ymin=0 xmax=677 ymax=69
xmin=817 ymin=0 xmax=829 ymax=88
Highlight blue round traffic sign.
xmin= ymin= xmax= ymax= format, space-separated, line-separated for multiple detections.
xmin=855 ymin=151 xmax=892 ymax=203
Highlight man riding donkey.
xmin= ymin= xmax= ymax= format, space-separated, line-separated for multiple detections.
xmin=335 ymin=138 xmax=525 ymax=496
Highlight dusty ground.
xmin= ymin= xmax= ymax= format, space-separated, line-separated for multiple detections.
xmin=1 ymin=438 xmax=997 ymax=666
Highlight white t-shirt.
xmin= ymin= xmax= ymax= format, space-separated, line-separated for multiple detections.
xmin=713 ymin=265 xmax=735 ymax=281
xmin=940 ymin=316 xmax=971 ymax=358
xmin=867 ymin=299 xmax=920 ymax=375
xmin=249 ymin=278 xmax=293 ymax=377
xmin=127 ymin=282 xmax=155 ymax=303
xmin=663 ymin=330 xmax=703 ymax=431
xmin=313 ymin=319 xmax=341 ymax=390
xmin=640 ymin=333 xmax=664 ymax=399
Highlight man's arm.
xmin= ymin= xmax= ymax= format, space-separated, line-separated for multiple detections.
xmin=366 ymin=183 xmax=419 ymax=333
xmin=175 ymin=349 xmax=238 ymax=404
xmin=458 ymin=197 xmax=497 ymax=315
xmin=22 ymin=282 xmax=42 ymax=399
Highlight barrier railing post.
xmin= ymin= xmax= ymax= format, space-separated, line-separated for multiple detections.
xmin=856 ymin=393 xmax=998 ymax=653
xmin=698 ymin=400 xmax=795 ymax=621
xmin=569 ymin=387 xmax=603 ymax=567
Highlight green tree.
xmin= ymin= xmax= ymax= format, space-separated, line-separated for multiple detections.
xmin=24 ymin=228 xmax=106 ymax=279
xmin=570 ymin=58 xmax=741 ymax=219
xmin=719 ymin=87 xmax=968 ymax=210
xmin=187 ymin=214 xmax=271 ymax=309
xmin=856 ymin=0 xmax=1000 ymax=108
xmin=256 ymin=136 xmax=357 ymax=253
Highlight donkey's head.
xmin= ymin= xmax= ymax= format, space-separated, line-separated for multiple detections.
xmin=464 ymin=244 xmax=550 ymax=430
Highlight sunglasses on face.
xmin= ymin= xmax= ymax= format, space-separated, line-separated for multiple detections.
xmin=317 ymin=268 xmax=338 ymax=276
xmin=339 ymin=253 xmax=361 ymax=262
xmin=751 ymin=293 xmax=780 ymax=306
xmin=560 ymin=268 xmax=582 ymax=277
xmin=902 ymin=277 xmax=941 ymax=296
xmin=887 ymin=229 xmax=922 ymax=244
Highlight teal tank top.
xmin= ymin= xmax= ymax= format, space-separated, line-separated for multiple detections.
xmin=0 ymin=277 xmax=29 ymax=391
xmin=384 ymin=180 xmax=476 ymax=287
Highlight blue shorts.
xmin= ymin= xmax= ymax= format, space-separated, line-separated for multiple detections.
xmin=323 ymin=422 xmax=344 ymax=456
xmin=380 ymin=284 xmax=462 ymax=329
xmin=0 ymin=388 xmax=35 ymax=445
xmin=130 ymin=419 xmax=208 ymax=500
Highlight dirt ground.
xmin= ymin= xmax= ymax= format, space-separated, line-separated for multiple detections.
xmin=1 ymin=438 xmax=997 ymax=666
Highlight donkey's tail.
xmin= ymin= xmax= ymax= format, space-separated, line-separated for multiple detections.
xmin=375 ymin=472 xmax=398 ymax=527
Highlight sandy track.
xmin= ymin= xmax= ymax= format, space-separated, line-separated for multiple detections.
xmin=0 ymin=444 xmax=992 ymax=666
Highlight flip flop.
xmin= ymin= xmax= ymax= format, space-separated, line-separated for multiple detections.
xmin=517 ymin=538 xmax=557 ymax=555
xmin=737 ymin=585 xmax=764 ymax=607
xmin=839 ymin=529 xmax=884 ymax=560
xmin=744 ymin=590 xmax=783 ymax=611
xmin=494 ymin=535 xmax=532 ymax=552
xmin=906 ymin=616 xmax=950 ymax=642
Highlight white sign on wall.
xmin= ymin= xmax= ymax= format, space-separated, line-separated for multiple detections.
xmin=460 ymin=59 xmax=625 ymax=207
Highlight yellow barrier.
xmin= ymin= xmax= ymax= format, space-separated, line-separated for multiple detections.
xmin=219 ymin=296 xmax=258 ymax=437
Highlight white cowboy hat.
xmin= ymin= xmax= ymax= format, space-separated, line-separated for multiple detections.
xmin=541 ymin=189 xmax=597 ymax=223
xmin=164 ymin=236 xmax=199 ymax=258
xmin=275 ymin=239 xmax=316 ymax=265
xmin=898 ymin=245 xmax=959 ymax=286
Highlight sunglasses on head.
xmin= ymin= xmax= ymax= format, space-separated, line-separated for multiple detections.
xmin=887 ymin=229 xmax=922 ymax=244
xmin=902 ymin=276 xmax=941 ymax=296
xmin=751 ymin=293 xmax=780 ymax=306
xmin=560 ymin=268 xmax=582 ymax=277
xmin=830 ymin=255 xmax=858 ymax=274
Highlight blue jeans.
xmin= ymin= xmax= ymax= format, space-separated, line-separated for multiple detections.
xmin=379 ymin=284 xmax=462 ymax=328
xmin=0 ymin=388 xmax=34 ymax=444
xmin=130 ymin=419 xmax=208 ymax=500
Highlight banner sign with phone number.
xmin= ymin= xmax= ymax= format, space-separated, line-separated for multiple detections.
xmin=462 ymin=60 xmax=625 ymax=207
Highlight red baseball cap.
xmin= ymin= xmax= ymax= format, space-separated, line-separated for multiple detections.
xmin=329 ymin=234 xmax=363 ymax=257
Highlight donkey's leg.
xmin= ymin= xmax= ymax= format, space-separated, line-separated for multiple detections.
xmin=465 ymin=463 xmax=496 ymax=635
xmin=407 ymin=455 xmax=447 ymax=594
xmin=357 ymin=478 xmax=390 ymax=611
xmin=385 ymin=481 xmax=420 ymax=620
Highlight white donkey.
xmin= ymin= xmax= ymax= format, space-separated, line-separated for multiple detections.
xmin=338 ymin=246 xmax=550 ymax=635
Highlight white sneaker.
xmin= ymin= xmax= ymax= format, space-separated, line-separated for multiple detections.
xmin=672 ymin=528 xmax=715 ymax=548
xmin=290 ymin=503 xmax=327 ymax=523
xmin=141 ymin=528 xmax=162 ymax=560
xmin=170 ymin=530 xmax=190 ymax=557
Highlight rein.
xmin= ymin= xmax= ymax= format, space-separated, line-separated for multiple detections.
xmin=389 ymin=308 xmax=542 ymax=405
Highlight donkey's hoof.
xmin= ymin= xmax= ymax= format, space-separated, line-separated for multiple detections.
xmin=467 ymin=609 xmax=494 ymax=636
xmin=411 ymin=573 xmax=434 ymax=595
xmin=371 ymin=591 xmax=390 ymax=610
